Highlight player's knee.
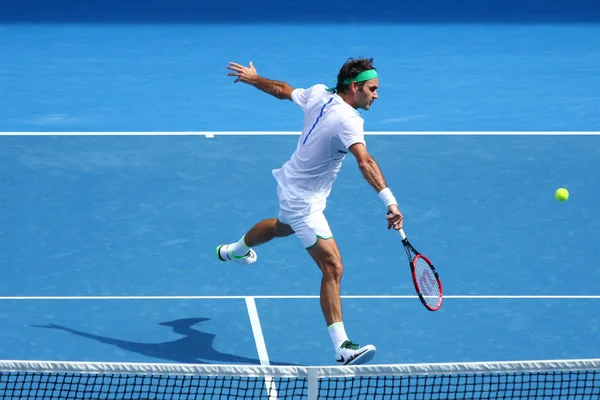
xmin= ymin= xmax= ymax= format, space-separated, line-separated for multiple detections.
xmin=321 ymin=255 xmax=343 ymax=282
xmin=275 ymin=220 xmax=294 ymax=237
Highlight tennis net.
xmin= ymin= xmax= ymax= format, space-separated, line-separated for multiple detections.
xmin=0 ymin=357 xmax=599 ymax=399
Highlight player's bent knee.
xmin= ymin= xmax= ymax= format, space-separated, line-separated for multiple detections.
xmin=275 ymin=220 xmax=294 ymax=237
xmin=307 ymin=237 xmax=343 ymax=280
xmin=324 ymin=263 xmax=343 ymax=282
xmin=320 ymin=256 xmax=344 ymax=282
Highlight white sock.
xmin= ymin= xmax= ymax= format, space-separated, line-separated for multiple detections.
xmin=328 ymin=322 xmax=349 ymax=350
xmin=230 ymin=235 xmax=250 ymax=257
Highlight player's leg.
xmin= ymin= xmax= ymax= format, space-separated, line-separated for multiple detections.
xmin=300 ymin=220 xmax=376 ymax=366
xmin=306 ymin=237 xmax=343 ymax=326
xmin=216 ymin=218 xmax=293 ymax=265
xmin=245 ymin=218 xmax=294 ymax=247
xmin=217 ymin=183 xmax=294 ymax=265
xmin=217 ymin=185 xmax=294 ymax=264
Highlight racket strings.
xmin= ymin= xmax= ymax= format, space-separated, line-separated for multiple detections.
xmin=414 ymin=257 xmax=440 ymax=299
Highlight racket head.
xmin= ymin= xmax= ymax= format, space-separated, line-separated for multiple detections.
xmin=410 ymin=254 xmax=443 ymax=311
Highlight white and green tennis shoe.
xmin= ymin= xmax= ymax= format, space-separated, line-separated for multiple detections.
xmin=336 ymin=340 xmax=377 ymax=365
xmin=216 ymin=244 xmax=257 ymax=265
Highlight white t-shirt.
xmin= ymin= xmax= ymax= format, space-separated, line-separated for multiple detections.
xmin=272 ymin=84 xmax=366 ymax=202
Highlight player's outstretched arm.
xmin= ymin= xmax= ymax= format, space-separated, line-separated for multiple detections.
xmin=349 ymin=142 xmax=403 ymax=230
xmin=226 ymin=61 xmax=294 ymax=101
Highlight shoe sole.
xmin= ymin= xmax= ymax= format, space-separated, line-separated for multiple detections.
xmin=346 ymin=346 xmax=376 ymax=365
xmin=216 ymin=245 xmax=227 ymax=262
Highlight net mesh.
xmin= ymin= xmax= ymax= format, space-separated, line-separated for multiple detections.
xmin=0 ymin=358 xmax=598 ymax=399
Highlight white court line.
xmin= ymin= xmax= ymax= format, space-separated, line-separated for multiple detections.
xmin=0 ymin=295 xmax=598 ymax=300
xmin=245 ymin=297 xmax=278 ymax=400
xmin=245 ymin=297 xmax=272 ymax=366
xmin=0 ymin=131 xmax=599 ymax=136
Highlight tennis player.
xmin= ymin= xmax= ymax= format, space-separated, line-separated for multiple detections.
xmin=217 ymin=58 xmax=403 ymax=366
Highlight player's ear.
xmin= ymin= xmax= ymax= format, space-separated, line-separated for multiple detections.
xmin=350 ymin=82 xmax=357 ymax=94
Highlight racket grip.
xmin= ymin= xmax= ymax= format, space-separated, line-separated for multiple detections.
xmin=387 ymin=211 xmax=406 ymax=238
xmin=398 ymin=229 xmax=407 ymax=240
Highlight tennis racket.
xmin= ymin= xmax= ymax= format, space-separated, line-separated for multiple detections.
xmin=391 ymin=222 xmax=443 ymax=311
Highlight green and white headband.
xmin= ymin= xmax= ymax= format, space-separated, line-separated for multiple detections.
xmin=326 ymin=69 xmax=378 ymax=92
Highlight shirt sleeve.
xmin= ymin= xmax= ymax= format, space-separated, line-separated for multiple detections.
xmin=291 ymin=84 xmax=328 ymax=111
xmin=339 ymin=115 xmax=366 ymax=150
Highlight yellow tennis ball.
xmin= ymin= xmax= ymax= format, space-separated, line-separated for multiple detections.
xmin=555 ymin=188 xmax=569 ymax=202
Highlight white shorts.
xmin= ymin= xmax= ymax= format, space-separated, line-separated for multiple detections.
xmin=276 ymin=185 xmax=333 ymax=249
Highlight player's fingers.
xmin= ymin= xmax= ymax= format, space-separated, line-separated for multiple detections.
xmin=390 ymin=214 xmax=402 ymax=230
xmin=226 ymin=67 xmax=244 ymax=74
xmin=387 ymin=215 xmax=398 ymax=229
xmin=227 ymin=65 xmax=248 ymax=74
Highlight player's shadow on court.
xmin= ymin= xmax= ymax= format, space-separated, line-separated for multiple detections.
xmin=31 ymin=317 xmax=295 ymax=366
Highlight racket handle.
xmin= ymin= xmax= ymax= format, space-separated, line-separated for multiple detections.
xmin=387 ymin=211 xmax=407 ymax=239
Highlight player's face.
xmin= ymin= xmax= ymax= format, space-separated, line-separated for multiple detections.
xmin=356 ymin=78 xmax=379 ymax=110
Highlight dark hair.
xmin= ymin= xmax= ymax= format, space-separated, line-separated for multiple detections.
xmin=334 ymin=57 xmax=376 ymax=94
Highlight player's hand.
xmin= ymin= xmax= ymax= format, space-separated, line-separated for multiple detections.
xmin=226 ymin=61 xmax=259 ymax=84
xmin=386 ymin=205 xmax=403 ymax=230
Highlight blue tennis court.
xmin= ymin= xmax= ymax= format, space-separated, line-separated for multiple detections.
xmin=0 ymin=133 xmax=599 ymax=369
xmin=1 ymin=0 xmax=600 ymax=374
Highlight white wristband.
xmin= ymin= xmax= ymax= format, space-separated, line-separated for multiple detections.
xmin=378 ymin=187 xmax=397 ymax=207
